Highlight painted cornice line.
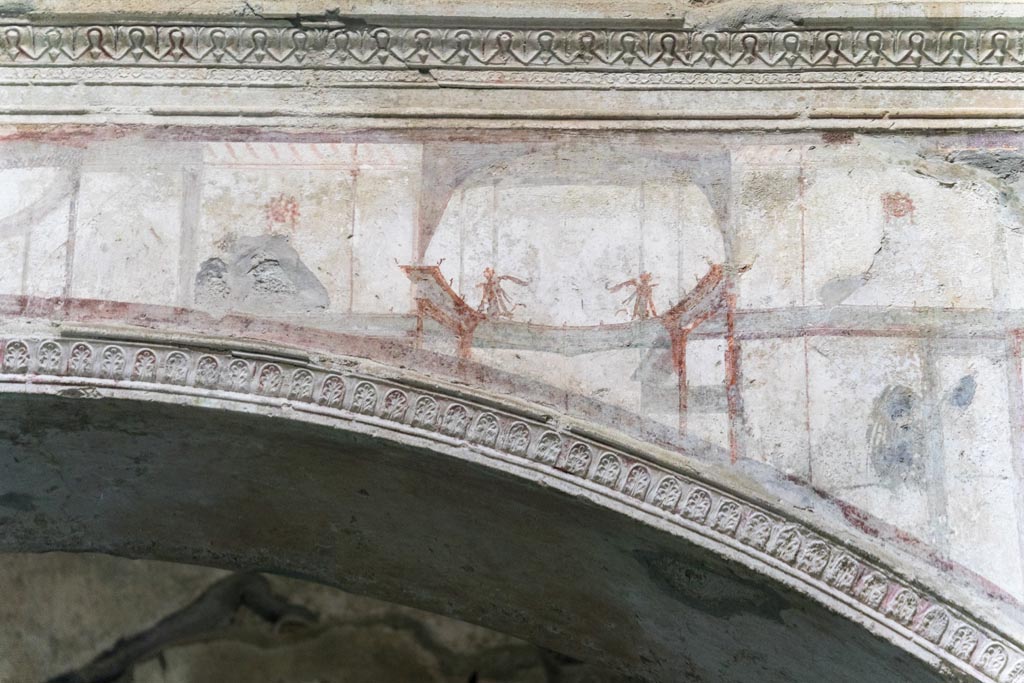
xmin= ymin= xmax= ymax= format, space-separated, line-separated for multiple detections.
xmin=0 ymin=332 xmax=1020 ymax=682
xmin=1 ymin=24 xmax=1023 ymax=74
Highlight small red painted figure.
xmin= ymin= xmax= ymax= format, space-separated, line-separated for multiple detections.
xmin=609 ymin=271 xmax=658 ymax=320
xmin=476 ymin=267 xmax=529 ymax=319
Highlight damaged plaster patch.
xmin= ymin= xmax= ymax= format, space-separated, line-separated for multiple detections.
xmin=195 ymin=258 xmax=230 ymax=303
xmin=867 ymin=385 xmax=924 ymax=484
xmin=0 ymin=491 xmax=35 ymax=512
xmin=856 ymin=137 xmax=1024 ymax=233
xmin=195 ymin=235 xmax=329 ymax=313
xmin=56 ymin=387 xmax=101 ymax=399
xmin=903 ymin=144 xmax=1024 ymax=233
xmin=687 ymin=1 xmax=799 ymax=30
xmin=946 ymin=150 xmax=1024 ymax=183
xmin=818 ymin=274 xmax=869 ymax=307
xmin=950 ymin=375 xmax=977 ymax=409
xmin=635 ymin=549 xmax=788 ymax=624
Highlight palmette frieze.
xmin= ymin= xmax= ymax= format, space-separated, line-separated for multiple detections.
xmin=0 ymin=334 xmax=1019 ymax=681
xmin=2 ymin=24 xmax=1024 ymax=75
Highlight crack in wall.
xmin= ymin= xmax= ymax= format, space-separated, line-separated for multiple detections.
xmin=47 ymin=573 xmax=317 ymax=683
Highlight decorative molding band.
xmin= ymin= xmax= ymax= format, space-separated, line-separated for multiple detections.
xmin=2 ymin=24 xmax=1024 ymax=76
xmin=0 ymin=333 xmax=1020 ymax=682
xmin=11 ymin=64 xmax=1024 ymax=91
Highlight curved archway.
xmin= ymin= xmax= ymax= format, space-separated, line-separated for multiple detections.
xmin=0 ymin=332 xmax=1017 ymax=682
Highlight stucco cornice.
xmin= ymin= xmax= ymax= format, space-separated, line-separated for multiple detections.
xmin=2 ymin=22 xmax=1022 ymax=75
xmin=2 ymin=13 xmax=1024 ymax=127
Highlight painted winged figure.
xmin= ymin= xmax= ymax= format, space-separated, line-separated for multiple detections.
xmin=609 ymin=271 xmax=658 ymax=320
xmin=476 ymin=267 xmax=529 ymax=319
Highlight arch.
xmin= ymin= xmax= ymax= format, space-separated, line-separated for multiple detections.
xmin=0 ymin=331 xmax=1018 ymax=682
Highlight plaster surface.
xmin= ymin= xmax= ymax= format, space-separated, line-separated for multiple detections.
xmin=1 ymin=2 xmax=1023 ymax=681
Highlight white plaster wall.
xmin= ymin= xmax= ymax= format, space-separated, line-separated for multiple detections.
xmin=2 ymin=130 xmax=1022 ymax=603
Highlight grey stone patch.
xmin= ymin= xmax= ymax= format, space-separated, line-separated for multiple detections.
xmin=946 ymin=150 xmax=1024 ymax=183
xmin=0 ymin=491 xmax=36 ymax=512
xmin=194 ymin=236 xmax=329 ymax=313
xmin=906 ymin=144 xmax=1024 ymax=233
xmin=867 ymin=385 xmax=924 ymax=484
xmin=818 ymin=275 xmax=868 ymax=307
xmin=0 ymin=2 xmax=35 ymax=15
xmin=634 ymin=549 xmax=788 ymax=625
xmin=246 ymin=256 xmax=298 ymax=296
xmin=950 ymin=375 xmax=976 ymax=409
xmin=56 ymin=387 xmax=101 ymax=399
xmin=195 ymin=257 xmax=231 ymax=304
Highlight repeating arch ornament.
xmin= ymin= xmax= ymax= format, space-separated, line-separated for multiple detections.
xmin=99 ymin=345 xmax=126 ymax=379
xmin=0 ymin=333 xmax=1020 ymax=682
xmin=559 ymin=442 xmax=593 ymax=476
xmin=131 ymin=349 xmax=158 ymax=382
xmin=289 ymin=369 xmax=316 ymax=402
xmin=853 ymin=572 xmax=888 ymax=610
xmin=69 ymin=342 xmax=93 ymax=376
xmin=796 ymin=539 xmax=831 ymax=577
xmin=319 ymin=375 xmax=347 ymax=408
xmin=257 ymin=364 xmax=284 ymax=396
xmin=917 ymin=607 xmax=952 ymax=644
xmin=769 ymin=525 xmax=802 ymax=564
xmin=947 ymin=625 xmax=980 ymax=661
xmin=592 ymin=453 xmax=621 ymax=487
xmin=37 ymin=340 xmax=63 ymax=374
xmin=441 ymin=404 xmax=471 ymax=438
xmin=350 ymin=381 xmax=378 ymax=414
xmin=505 ymin=422 xmax=531 ymax=456
xmin=681 ymin=488 xmax=713 ymax=524
xmin=976 ymin=642 xmax=1008 ymax=678
xmin=712 ymin=500 xmax=742 ymax=535
xmin=3 ymin=24 xmax=1024 ymax=84
xmin=195 ymin=355 xmax=220 ymax=387
xmin=534 ymin=432 xmax=563 ymax=465
xmin=824 ymin=554 xmax=860 ymax=592
xmin=223 ymin=359 xmax=251 ymax=392
xmin=380 ymin=389 xmax=408 ymax=421
xmin=2 ymin=340 xmax=29 ymax=373
xmin=412 ymin=396 xmax=439 ymax=430
xmin=470 ymin=413 xmax=500 ymax=448
xmin=886 ymin=589 xmax=920 ymax=626
xmin=738 ymin=512 xmax=773 ymax=551
xmin=163 ymin=351 xmax=189 ymax=384
xmin=651 ymin=476 xmax=682 ymax=511
xmin=622 ymin=465 xmax=651 ymax=500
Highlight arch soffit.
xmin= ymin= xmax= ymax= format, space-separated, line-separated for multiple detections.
xmin=0 ymin=330 xmax=1019 ymax=683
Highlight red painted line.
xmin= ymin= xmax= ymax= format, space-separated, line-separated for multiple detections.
xmin=724 ymin=292 xmax=743 ymax=464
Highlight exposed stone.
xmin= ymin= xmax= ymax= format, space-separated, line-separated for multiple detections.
xmin=3 ymin=553 xmax=601 ymax=683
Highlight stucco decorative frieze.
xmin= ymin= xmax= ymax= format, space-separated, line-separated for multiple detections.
xmin=12 ymin=63 xmax=1024 ymax=91
xmin=0 ymin=333 xmax=1019 ymax=681
xmin=2 ymin=24 xmax=1024 ymax=77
